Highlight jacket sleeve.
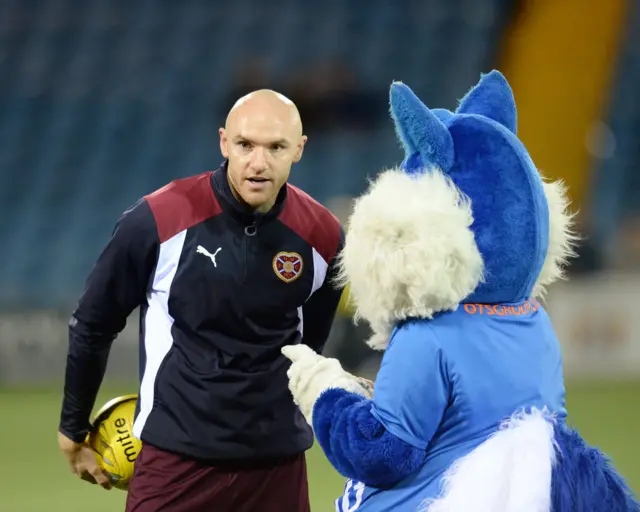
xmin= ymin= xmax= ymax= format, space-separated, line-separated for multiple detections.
xmin=58 ymin=199 xmax=158 ymax=442
xmin=312 ymin=321 xmax=451 ymax=487
xmin=301 ymin=226 xmax=345 ymax=353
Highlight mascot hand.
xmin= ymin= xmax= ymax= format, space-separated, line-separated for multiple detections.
xmin=281 ymin=344 xmax=373 ymax=425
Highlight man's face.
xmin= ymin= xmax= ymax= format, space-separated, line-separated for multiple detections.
xmin=219 ymin=103 xmax=306 ymax=213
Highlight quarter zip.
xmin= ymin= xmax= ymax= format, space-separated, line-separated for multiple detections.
xmin=242 ymin=221 xmax=258 ymax=284
xmin=209 ymin=164 xmax=286 ymax=285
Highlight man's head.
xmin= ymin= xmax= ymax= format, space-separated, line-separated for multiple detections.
xmin=219 ymin=89 xmax=307 ymax=213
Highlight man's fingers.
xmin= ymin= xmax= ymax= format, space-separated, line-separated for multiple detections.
xmin=76 ymin=466 xmax=111 ymax=490
xmin=92 ymin=469 xmax=113 ymax=490
xmin=79 ymin=470 xmax=98 ymax=484
xmin=357 ymin=377 xmax=375 ymax=397
xmin=69 ymin=447 xmax=112 ymax=490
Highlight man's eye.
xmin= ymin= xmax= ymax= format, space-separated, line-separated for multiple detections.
xmin=238 ymin=141 xmax=251 ymax=149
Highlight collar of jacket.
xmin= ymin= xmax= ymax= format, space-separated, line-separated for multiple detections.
xmin=210 ymin=160 xmax=287 ymax=228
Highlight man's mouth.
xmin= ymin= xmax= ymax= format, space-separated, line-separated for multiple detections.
xmin=247 ymin=177 xmax=269 ymax=183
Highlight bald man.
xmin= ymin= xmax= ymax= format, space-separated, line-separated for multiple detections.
xmin=58 ymin=90 xmax=345 ymax=511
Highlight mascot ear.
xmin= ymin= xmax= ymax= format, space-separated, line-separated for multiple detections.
xmin=456 ymin=70 xmax=517 ymax=135
xmin=390 ymin=82 xmax=455 ymax=173
xmin=432 ymin=108 xmax=454 ymax=124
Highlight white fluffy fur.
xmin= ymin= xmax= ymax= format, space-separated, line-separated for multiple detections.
xmin=420 ymin=409 xmax=557 ymax=512
xmin=281 ymin=345 xmax=372 ymax=426
xmin=532 ymin=178 xmax=579 ymax=299
xmin=336 ymin=167 xmax=484 ymax=350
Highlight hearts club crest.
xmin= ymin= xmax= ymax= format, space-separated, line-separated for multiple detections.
xmin=273 ymin=251 xmax=303 ymax=283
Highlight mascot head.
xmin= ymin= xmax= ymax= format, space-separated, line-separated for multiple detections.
xmin=338 ymin=70 xmax=577 ymax=349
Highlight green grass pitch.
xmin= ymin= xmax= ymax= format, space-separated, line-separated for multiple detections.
xmin=0 ymin=380 xmax=638 ymax=511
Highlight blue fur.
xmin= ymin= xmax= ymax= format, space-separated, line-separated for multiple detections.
xmin=552 ymin=422 xmax=640 ymax=511
xmin=389 ymin=70 xmax=549 ymax=303
xmin=390 ymin=82 xmax=454 ymax=174
xmin=456 ymin=70 xmax=518 ymax=135
xmin=312 ymin=388 xmax=425 ymax=487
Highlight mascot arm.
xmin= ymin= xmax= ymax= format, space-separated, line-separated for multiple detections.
xmin=312 ymin=321 xmax=451 ymax=487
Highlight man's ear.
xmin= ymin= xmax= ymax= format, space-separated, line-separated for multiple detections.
xmin=293 ymin=135 xmax=308 ymax=163
xmin=219 ymin=128 xmax=229 ymax=158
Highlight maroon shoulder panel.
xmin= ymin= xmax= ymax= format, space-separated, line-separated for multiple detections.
xmin=144 ymin=172 xmax=222 ymax=243
xmin=279 ymin=184 xmax=342 ymax=264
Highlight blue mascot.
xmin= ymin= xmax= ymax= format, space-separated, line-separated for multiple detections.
xmin=282 ymin=70 xmax=639 ymax=511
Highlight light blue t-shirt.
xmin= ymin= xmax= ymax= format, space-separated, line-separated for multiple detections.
xmin=336 ymin=299 xmax=567 ymax=512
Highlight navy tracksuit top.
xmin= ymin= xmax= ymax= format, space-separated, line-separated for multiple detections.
xmin=59 ymin=162 xmax=345 ymax=461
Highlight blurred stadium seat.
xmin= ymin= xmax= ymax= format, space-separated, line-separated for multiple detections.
xmin=588 ymin=0 xmax=640 ymax=265
xmin=0 ymin=0 xmax=510 ymax=307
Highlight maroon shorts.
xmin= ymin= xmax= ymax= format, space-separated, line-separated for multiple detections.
xmin=125 ymin=443 xmax=310 ymax=512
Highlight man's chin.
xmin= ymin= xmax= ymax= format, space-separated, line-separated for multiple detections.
xmin=239 ymin=190 xmax=272 ymax=211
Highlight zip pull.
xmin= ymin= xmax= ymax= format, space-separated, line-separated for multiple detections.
xmin=244 ymin=224 xmax=257 ymax=237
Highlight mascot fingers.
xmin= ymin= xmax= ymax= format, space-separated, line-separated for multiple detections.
xmin=282 ymin=345 xmax=374 ymax=424
xmin=281 ymin=344 xmax=320 ymax=364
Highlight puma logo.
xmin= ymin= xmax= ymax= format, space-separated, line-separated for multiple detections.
xmin=196 ymin=245 xmax=222 ymax=267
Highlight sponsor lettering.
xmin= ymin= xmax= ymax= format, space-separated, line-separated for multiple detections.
xmin=463 ymin=299 xmax=541 ymax=316
xmin=114 ymin=417 xmax=138 ymax=462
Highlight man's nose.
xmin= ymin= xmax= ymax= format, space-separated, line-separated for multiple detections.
xmin=250 ymin=147 xmax=268 ymax=170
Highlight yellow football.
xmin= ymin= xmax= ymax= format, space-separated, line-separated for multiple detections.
xmin=87 ymin=394 xmax=141 ymax=490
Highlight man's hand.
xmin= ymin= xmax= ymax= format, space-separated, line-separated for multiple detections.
xmin=58 ymin=431 xmax=112 ymax=490
xmin=356 ymin=376 xmax=375 ymax=397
